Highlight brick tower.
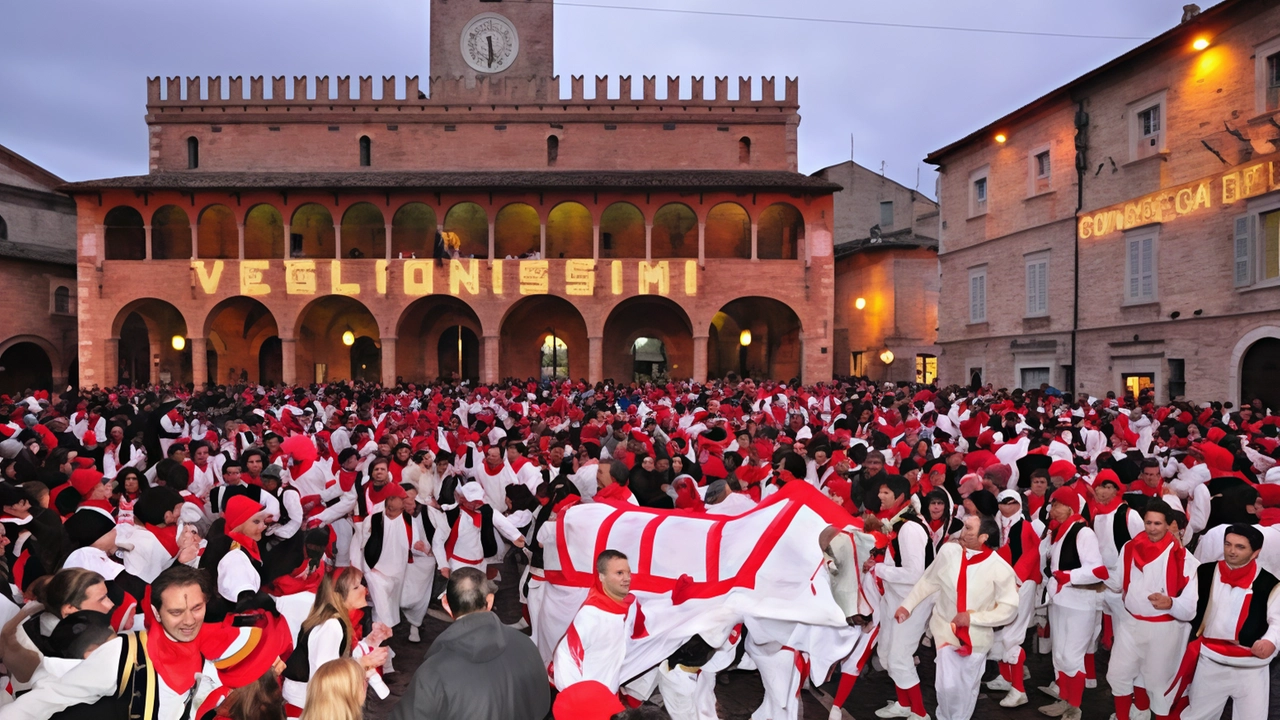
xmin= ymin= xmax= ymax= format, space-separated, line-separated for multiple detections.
xmin=429 ymin=0 xmax=555 ymax=83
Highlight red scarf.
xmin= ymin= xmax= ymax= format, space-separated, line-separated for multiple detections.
xmin=1123 ymin=531 xmax=1188 ymax=599
xmin=581 ymin=583 xmax=648 ymax=640
xmin=444 ymin=505 xmax=482 ymax=561
xmin=337 ymin=469 xmax=358 ymax=492
xmin=954 ymin=546 xmax=994 ymax=656
xmin=595 ymin=482 xmax=634 ymax=504
xmin=227 ymin=531 xmax=261 ymax=562
xmin=876 ymin=498 xmax=909 ymax=522
xmin=145 ymin=523 xmax=180 ymax=557
xmin=367 ymin=482 xmax=397 ymax=507
xmin=482 ymin=460 xmax=505 ymax=477
xmin=1088 ymin=493 xmax=1124 ymax=519
xmin=1218 ymin=559 xmax=1256 ymax=589
xmin=145 ymin=628 xmax=204 ymax=694
xmin=1130 ymin=479 xmax=1164 ymax=498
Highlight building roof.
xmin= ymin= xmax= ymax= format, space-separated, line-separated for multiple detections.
xmin=0 ymin=239 xmax=76 ymax=266
xmin=0 ymin=143 xmax=65 ymax=191
xmin=924 ymin=0 xmax=1245 ymax=165
xmin=834 ymin=227 xmax=938 ymax=259
xmin=60 ymin=170 xmax=842 ymax=194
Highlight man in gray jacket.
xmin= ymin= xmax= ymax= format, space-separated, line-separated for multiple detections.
xmin=390 ymin=568 xmax=550 ymax=720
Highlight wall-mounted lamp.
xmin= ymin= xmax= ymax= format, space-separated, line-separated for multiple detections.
xmin=995 ymin=133 xmax=1008 ymax=144
xmin=855 ymin=297 xmax=866 ymax=310
xmin=879 ymin=349 xmax=895 ymax=365
xmin=1192 ymin=37 xmax=1210 ymax=51
xmin=342 ymin=330 xmax=355 ymax=346
xmin=171 ymin=335 xmax=186 ymax=351
xmin=739 ymin=330 xmax=752 ymax=347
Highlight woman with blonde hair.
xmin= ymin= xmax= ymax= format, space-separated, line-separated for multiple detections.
xmin=280 ymin=567 xmax=391 ymax=716
xmin=300 ymin=657 xmax=365 ymax=720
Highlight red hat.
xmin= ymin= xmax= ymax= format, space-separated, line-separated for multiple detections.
xmin=1093 ymin=468 xmax=1121 ymax=488
xmin=207 ymin=610 xmax=294 ymax=688
xmin=82 ymin=431 xmax=97 ymax=446
xmin=1048 ymin=459 xmax=1077 ymax=482
xmin=1050 ymin=485 xmax=1084 ymax=514
xmin=386 ymin=483 xmax=409 ymax=499
xmin=224 ymin=495 xmax=265 ymax=532
xmin=74 ymin=456 xmax=96 ymax=470
xmin=69 ymin=468 xmax=105 ymax=496
xmin=553 ymin=680 xmax=624 ymax=720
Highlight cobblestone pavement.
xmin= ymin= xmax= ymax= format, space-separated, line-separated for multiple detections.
xmin=367 ymin=556 xmax=1276 ymax=719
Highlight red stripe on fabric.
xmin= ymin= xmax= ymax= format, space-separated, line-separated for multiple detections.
xmin=593 ymin=509 xmax=628 ymax=571
xmin=1234 ymin=591 xmax=1253 ymax=639
xmin=637 ymin=515 xmax=664 ymax=577
xmin=567 ymin=622 xmax=584 ymax=670
xmin=706 ymin=520 xmax=726 ymax=583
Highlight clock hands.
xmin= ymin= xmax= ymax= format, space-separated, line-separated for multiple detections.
xmin=487 ymin=36 xmax=495 ymax=68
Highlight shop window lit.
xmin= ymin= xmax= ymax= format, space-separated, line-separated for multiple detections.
xmin=1123 ymin=372 xmax=1155 ymax=400
xmin=1264 ymin=209 xmax=1280 ymax=280
xmin=916 ymin=354 xmax=937 ymax=384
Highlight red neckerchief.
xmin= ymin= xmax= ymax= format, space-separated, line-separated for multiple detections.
xmin=595 ymin=482 xmax=634 ymax=503
xmin=1026 ymin=493 xmax=1046 ymax=515
xmin=510 ymin=457 xmax=530 ymax=473
xmin=1218 ymin=559 xmax=1256 ymax=589
xmin=928 ymin=517 xmax=945 ymax=532
xmin=444 ymin=505 xmax=482 ymax=560
xmin=1122 ymin=530 xmax=1188 ymax=598
xmin=1088 ymin=493 xmax=1124 ymax=518
xmin=395 ymin=511 xmax=414 ymax=564
xmin=292 ymin=459 xmax=314 ymax=478
xmin=337 ymin=469 xmax=358 ymax=492
xmin=145 ymin=523 xmax=180 ymax=557
xmin=227 ymin=531 xmax=261 ymax=562
xmin=1130 ymin=479 xmax=1163 ymax=498
xmin=1130 ymin=531 xmax=1174 ymax=570
xmin=1051 ymin=514 xmax=1084 ymax=543
xmin=954 ymin=546 xmax=994 ymax=656
xmin=483 ymin=461 xmax=505 ymax=477
xmin=367 ymin=482 xmax=396 ymax=506
xmin=582 ymin=583 xmax=648 ymax=639
xmin=876 ymin=497 xmax=909 ymax=522
xmin=180 ymin=491 xmax=204 ymax=509
xmin=243 ymin=472 xmax=263 ymax=488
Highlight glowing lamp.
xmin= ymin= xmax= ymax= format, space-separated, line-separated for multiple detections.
xmin=739 ymin=330 xmax=752 ymax=347
xmin=1192 ymin=37 xmax=1209 ymax=51
xmin=994 ymin=133 xmax=1007 ymax=144
xmin=171 ymin=335 xmax=185 ymax=351
xmin=879 ymin=349 xmax=895 ymax=365
xmin=855 ymin=297 xmax=866 ymax=310
xmin=342 ymin=330 xmax=355 ymax=346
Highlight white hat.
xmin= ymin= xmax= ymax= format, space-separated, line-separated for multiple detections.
xmin=457 ymin=482 xmax=485 ymax=504
xmin=996 ymin=489 xmax=1022 ymax=506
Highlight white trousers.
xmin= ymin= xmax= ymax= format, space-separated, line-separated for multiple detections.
xmin=365 ymin=566 xmax=405 ymax=628
xmin=990 ymin=581 xmax=1038 ymax=664
xmin=657 ymin=662 xmax=709 ymax=720
xmin=877 ymin=589 xmax=934 ymax=689
xmin=399 ymin=554 xmax=437 ymax=627
xmin=331 ymin=517 xmax=354 ymax=567
xmin=1182 ymin=656 xmax=1271 ymax=720
xmin=745 ymin=639 xmax=802 ymax=720
xmin=1047 ymin=603 xmax=1096 ymax=676
xmin=1106 ymin=616 xmax=1190 ymax=715
xmin=934 ymin=645 xmax=987 ymax=720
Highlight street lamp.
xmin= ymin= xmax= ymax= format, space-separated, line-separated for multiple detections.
xmin=171 ymin=335 xmax=185 ymax=351
xmin=855 ymin=297 xmax=866 ymax=310
xmin=342 ymin=330 xmax=355 ymax=346
xmin=879 ymin=349 xmax=895 ymax=365
xmin=739 ymin=329 xmax=752 ymax=347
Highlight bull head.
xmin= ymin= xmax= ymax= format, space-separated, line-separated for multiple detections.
xmin=819 ymin=524 xmax=875 ymax=624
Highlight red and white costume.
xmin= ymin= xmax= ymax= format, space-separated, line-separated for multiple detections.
xmin=552 ymin=584 xmax=647 ymax=692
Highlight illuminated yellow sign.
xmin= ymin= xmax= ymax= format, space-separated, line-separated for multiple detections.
xmin=1080 ymin=157 xmax=1280 ymax=239
xmin=190 ymin=259 xmax=700 ymax=299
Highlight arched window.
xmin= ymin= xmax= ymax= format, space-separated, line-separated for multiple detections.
xmin=187 ymin=137 xmax=199 ymax=169
xmin=359 ymin=136 xmax=372 ymax=167
xmin=54 ymin=286 xmax=70 ymax=314
xmin=541 ymin=335 xmax=568 ymax=380
xmin=547 ymin=135 xmax=559 ymax=167
xmin=739 ymin=137 xmax=751 ymax=165
xmin=0 ymin=214 xmax=8 ymax=240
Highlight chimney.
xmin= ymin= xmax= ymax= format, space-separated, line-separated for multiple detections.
xmin=1181 ymin=4 xmax=1200 ymax=23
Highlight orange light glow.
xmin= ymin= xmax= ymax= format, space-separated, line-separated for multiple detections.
xmin=1192 ymin=37 xmax=1209 ymax=51
xmin=995 ymin=133 xmax=1007 ymax=144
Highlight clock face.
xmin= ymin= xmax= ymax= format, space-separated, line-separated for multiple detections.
xmin=460 ymin=12 xmax=520 ymax=74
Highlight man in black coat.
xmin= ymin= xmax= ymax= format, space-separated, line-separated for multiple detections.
xmin=390 ymin=568 xmax=550 ymax=720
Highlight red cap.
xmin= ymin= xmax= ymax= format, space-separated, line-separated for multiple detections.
xmin=553 ymin=681 xmax=624 ymax=720
xmin=69 ymin=468 xmax=105 ymax=496
xmin=224 ymin=495 xmax=265 ymax=532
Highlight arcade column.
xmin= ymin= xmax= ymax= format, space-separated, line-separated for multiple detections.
xmin=190 ymin=337 xmax=207 ymax=387
xmin=588 ymin=336 xmax=602 ymax=384
xmin=381 ymin=337 xmax=397 ymax=387
xmin=482 ymin=334 xmax=499 ymax=384
xmin=281 ymin=338 xmax=297 ymax=385
xmin=692 ymin=335 xmax=709 ymax=383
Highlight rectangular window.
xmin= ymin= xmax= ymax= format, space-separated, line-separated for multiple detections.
xmin=880 ymin=201 xmax=894 ymax=229
xmin=1123 ymin=372 xmax=1155 ymax=400
xmin=1125 ymin=229 xmax=1157 ymax=303
xmin=1263 ymin=211 xmax=1280 ymax=281
xmin=1020 ymin=367 xmax=1050 ymax=389
xmin=975 ymin=178 xmax=987 ymax=203
xmin=915 ymin=355 xmax=937 ymax=384
xmin=969 ymin=266 xmax=987 ymax=323
xmin=1168 ymin=358 xmax=1186 ymax=399
xmin=1138 ymin=105 xmax=1161 ymax=137
xmin=1025 ymin=253 xmax=1048 ymax=316
xmin=1129 ymin=91 xmax=1167 ymax=161
xmin=1268 ymin=51 xmax=1280 ymax=111
xmin=1035 ymin=151 xmax=1051 ymax=178
xmin=969 ymin=166 xmax=989 ymax=217
xmin=851 ymin=351 xmax=864 ymax=377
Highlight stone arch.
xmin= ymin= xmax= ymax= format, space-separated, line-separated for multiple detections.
xmin=112 ymin=298 xmax=190 ymax=386
xmin=600 ymin=202 xmax=645 ymax=258
xmin=494 ymin=203 xmax=541 ymax=259
xmin=1229 ymin=325 xmax=1280 ymax=408
xmin=443 ymin=202 xmax=489 ymax=258
xmin=202 ymin=297 xmax=280 ymax=384
xmin=391 ymin=202 xmax=438 ymax=259
xmin=151 ymin=205 xmax=191 ymax=260
xmin=499 ymin=296 xmax=588 ymax=380
xmin=758 ymin=203 xmax=804 ymax=260
xmin=103 ymin=206 xmax=146 ymax=260
xmin=651 ymin=202 xmax=698 ymax=259
xmin=704 ymin=202 xmax=751 ymax=259
xmin=197 ymin=204 xmax=238 ymax=259
xmin=396 ymin=296 xmax=484 ymax=382
xmin=291 ymin=204 xmax=336 ymax=259
xmin=244 ymin=204 xmax=284 ymax=259
xmin=295 ymin=295 xmax=380 ymax=382
xmin=602 ymin=296 xmax=694 ymax=381
xmin=341 ymin=202 xmax=385 ymax=259
xmin=546 ymin=201 xmax=593 ymax=259
xmin=708 ymin=296 xmax=803 ymax=381
xmin=0 ymin=336 xmax=59 ymax=395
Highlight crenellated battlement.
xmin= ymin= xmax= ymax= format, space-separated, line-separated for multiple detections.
xmin=145 ymin=74 xmax=799 ymax=108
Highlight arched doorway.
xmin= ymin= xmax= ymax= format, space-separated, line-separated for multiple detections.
xmin=708 ymin=297 xmax=802 ymax=381
xmin=602 ymin=296 xmax=693 ymax=382
xmin=112 ymin=298 xmax=190 ymax=386
xmin=397 ymin=296 xmax=482 ymax=382
xmin=631 ymin=337 xmax=667 ymax=381
xmin=1241 ymin=338 xmax=1280 ymax=411
xmin=203 ymin=297 xmax=280 ymax=385
xmin=258 ymin=338 xmax=282 ymax=385
xmin=295 ymin=296 xmax=379 ymax=382
xmin=499 ymin=296 xmax=588 ymax=380
xmin=438 ymin=326 xmax=481 ymax=382
xmin=103 ymin=206 xmax=146 ymax=260
xmin=0 ymin=341 xmax=53 ymax=395
xmin=541 ymin=335 xmax=569 ymax=380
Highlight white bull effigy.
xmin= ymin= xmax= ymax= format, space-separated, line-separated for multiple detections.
xmin=532 ymin=480 xmax=878 ymax=719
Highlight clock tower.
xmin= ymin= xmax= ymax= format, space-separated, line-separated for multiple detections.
xmin=430 ymin=0 xmax=554 ymax=81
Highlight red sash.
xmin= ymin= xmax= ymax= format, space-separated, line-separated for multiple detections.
xmin=954 ymin=547 xmax=993 ymax=656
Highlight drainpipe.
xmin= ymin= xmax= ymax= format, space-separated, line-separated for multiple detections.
xmin=1071 ymin=101 xmax=1089 ymax=396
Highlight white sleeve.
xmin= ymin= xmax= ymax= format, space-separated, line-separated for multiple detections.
xmin=217 ymin=549 xmax=261 ymax=601
xmin=876 ymin=522 xmax=929 ymax=585
xmin=309 ymin=618 xmax=346 ymax=672
xmin=491 ymin=510 xmax=524 ymax=543
xmin=0 ymin=637 xmax=124 ymax=719
xmin=350 ymin=518 xmax=369 ymax=571
xmin=317 ymin=487 xmax=356 ymax=525
xmin=427 ymin=507 xmax=450 ymax=563
xmin=267 ymin=492 xmax=303 ymax=538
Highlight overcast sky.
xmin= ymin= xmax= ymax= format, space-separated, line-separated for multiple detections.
xmin=2 ymin=0 xmax=1206 ymax=196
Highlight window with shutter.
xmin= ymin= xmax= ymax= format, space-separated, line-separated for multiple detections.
xmin=1234 ymin=215 xmax=1254 ymax=287
xmin=1125 ymin=229 xmax=1158 ymax=302
xmin=1025 ymin=254 xmax=1048 ymax=316
xmin=969 ymin=267 xmax=987 ymax=323
xmin=1261 ymin=210 xmax=1280 ymax=281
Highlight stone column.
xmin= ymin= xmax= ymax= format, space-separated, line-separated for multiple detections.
xmin=282 ymin=224 xmax=291 ymax=259
xmin=190 ymin=337 xmax=207 ymax=386
xmin=540 ymin=223 xmax=547 ymax=259
xmin=237 ymin=223 xmax=245 ymax=260
xmin=334 ymin=225 xmax=343 ymax=259
xmin=482 ymin=335 xmax=500 ymax=384
xmin=588 ymin=336 xmax=603 ymax=384
xmin=144 ymin=225 xmax=153 ymax=260
xmin=645 ymin=224 xmax=653 ymax=261
xmin=281 ymin=338 xmax=298 ymax=385
xmin=384 ymin=224 xmax=393 ymax=260
xmin=698 ymin=222 xmax=706 ymax=267
xmin=751 ymin=222 xmax=759 ymax=261
xmin=592 ymin=224 xmax=600 ymax=262
xmin=103 ymin=338 xmax=119 ymax=387
xmin=381 ymin=337 xmax=397 ymax=387
xmin=488 ymin=223 xmax=495 ymax=261
xmin=692 ymin=334 xmax=709 ymax=383
xmin=191 ymin=223 xmax=199 ymax=260
xmin=93 ymin=224 xmax=105 ymax=265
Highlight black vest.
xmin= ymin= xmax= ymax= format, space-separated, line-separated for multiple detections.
xmin=364 ymin=512 xmax=412 ymax=570
xmin=890 ymin=513 xmax=934 ymax=569
xmin=1191 ymin=563 xmax=1279 ymax=647
xmin=1054 ymin=521 xmax=1087 ymax=572
xmin=1112 ymin=505 xmax=1134 ymax=551
xmin=1006 ymin=519 xmax=1029 ymax=565
xmin=445 ymin=504 xmax=497 ymax=559
xmin=282 ymin=620 xmax=350 ymax=683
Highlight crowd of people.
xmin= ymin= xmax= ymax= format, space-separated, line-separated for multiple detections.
xmin=0 ymin=374 xmax=1273 ymax=720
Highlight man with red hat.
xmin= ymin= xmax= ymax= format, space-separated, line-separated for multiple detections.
xmin=352 ymin=477 xmax=414 ymax=629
